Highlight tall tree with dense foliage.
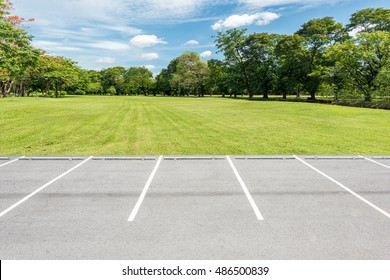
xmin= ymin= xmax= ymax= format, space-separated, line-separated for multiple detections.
xmin=123 ymin=67 xmax=154 ymax=96
xmin=0 ymin=0 xmax=38 ymax=97
xmin=215 ymin=29 xmax=255 ymax=98
xmin=347 ymin=8 xmax=390 ymax=33
xmin=244 ymin=32 xmax=279 ymax=99
xmin=295 ymin=17 xmax=349 ymax=99
xmin=275 ymin=34 xmax=309 ymax=98
xmin=170 ymin=52 xmax=209 ymax=96
xmin=325 ymin=31 xmax=390 ymax=102
xmin=36 ymin=55 xmax=80 ymax=97
xmin=101 ymin=66 xmax=126 ymax=95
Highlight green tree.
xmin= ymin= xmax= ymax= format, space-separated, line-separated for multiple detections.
xmin=155 ymin=58 xmax=179 ymax=96
xmin=101 ymin=66 xmax=126 ymax=95
xmin=85 ymin=70 xmax=103 ymax=95
xmin=124 ymin=67 xmax=154 ymax=96
xmin=275 ymin=34 xmax=309 ymax=98
xmin=325 ymin=31 xmax=390 ymax=102
xmin=170 ymin=52 xmax=209 ymax=97
xmin=34 ymin=55 xmax=79 ymax=97
xmin=244 ymin=32 xmax=279 ymax=99
xmin=206 ymin=59 xmax=230 ymax=97
xmin=215 ymin=29 xmax=255 ymax=98
xmin=0 ymin=0 xmax=38 ymax=97
xmin=347 ymin=8 xmax=390 ymax=34
xmin=296 ymin=17 xmax=348 ymax=99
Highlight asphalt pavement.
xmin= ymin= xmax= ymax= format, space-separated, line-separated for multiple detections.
xmin=0 ymin=155 xmax=389 ymax=259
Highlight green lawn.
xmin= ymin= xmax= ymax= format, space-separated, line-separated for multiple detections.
xmin=1 ymin=96 xmax=389 ymax=155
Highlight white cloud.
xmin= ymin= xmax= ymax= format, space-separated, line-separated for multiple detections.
xmin=130 ymin=35 xmax=167 ymax=48
xmin=348 ymin=24 xmax=377 ymax=38
xmin=143 ymin=65 xmax=157 ymax=70
xmin=141 ymin=53 xmax=160 ymax=60
xmin=184 ymin=40 xmax=200 ymax=46
xmin=104 ymin=25 xmax=142 ymax=35
xmin=96 ymin=57 xmax=116 ymax=64
xmin=200 ymin=51 xmax=212 ymax=58
xmin=32 ymin=40 xmax=82 ymax=51
xmin=212 ymin=12 xmax=280 ymax=30
xmin=88 ymin=41 xmax=130 ymax=51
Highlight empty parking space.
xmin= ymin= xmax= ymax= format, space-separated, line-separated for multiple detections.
xmin=231 ymin=157 xmax=390 ymax=259
xmin=0 ymin=158 xmax=81 ymax=212
xmin=365 ymin=156 xmax=390 ymax=169
xmin=123 ymin=157 xmax=263 ymax=259
xmin=0 ymin=157 xmax=16 ymax=167
xmin=0 ymin=158 xmax=157 ymax=259
xmin=303 ymin=157 xmax=390 ymax=214
xmin=0 ymin=155 xmax=389 ymax=259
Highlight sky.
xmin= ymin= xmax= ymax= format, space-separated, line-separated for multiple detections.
xmin=13 ymin=0 xmax=387 ymax=74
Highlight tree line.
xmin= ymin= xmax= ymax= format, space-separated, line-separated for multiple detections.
xmin=1 ymin=1 xmax=389 ymax=107
xmin=208 ymin=8 xmax=390 ymax=104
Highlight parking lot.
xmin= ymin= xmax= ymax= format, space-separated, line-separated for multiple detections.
xmin=0 ymin=155 xmax=389 ymax=259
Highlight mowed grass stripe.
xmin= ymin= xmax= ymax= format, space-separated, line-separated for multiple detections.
xmin=0 ymin=96 xmax=389 ymax=155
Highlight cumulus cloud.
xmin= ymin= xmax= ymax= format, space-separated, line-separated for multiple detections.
xmin=96 ymin=57 xmax=116 ymax=64
xmin=141 ymin=53 xmax=160 ymax=60
xmin=212 ymin=12 xmax=280 ymax=30
xmin=184 ymin=40 xmax=200 ymax=45
xmin=200 ymin=51 xmax=212 ymax=58
xmin=143 ymin=65 xmax=157 ymax=70
xmin=130 ymin=35 xmax=167 ymax=48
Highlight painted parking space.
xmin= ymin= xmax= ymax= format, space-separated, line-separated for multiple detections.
xmin=365 ymin=156 xmax=390 ymax=169
xmin=303 ymin=157 xmax=390 ymax=214
xmin=0 ymin=158 xmax=157 ymax=259
xmin=231 ymin=157 xmax=390 ymax=259
xmin=123 ymin=157 xmax=264 ymax=259
xmin=0 ymin=158 xmax=81 ymax=212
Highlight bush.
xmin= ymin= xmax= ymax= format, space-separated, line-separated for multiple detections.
xmin=74 ymin=89 xmax=86 ymax=95
xmin=106 ymin=86 xmax=117 ymax=96
xmin=29 ymin=91 xmax=43 ymax=97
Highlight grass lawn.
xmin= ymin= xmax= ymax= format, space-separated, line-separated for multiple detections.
xmin=1 ymin=96 xmax=389 ymax=155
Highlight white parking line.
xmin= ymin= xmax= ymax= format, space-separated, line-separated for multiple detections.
xmin=0 ymin=156 xmax=93 ymax=219
xmin=226 ymin=155 xmax=264 ymax=221
xmin=128 ymin=156 xmax=163 ymax=222
xmin=294 ymin=155 xmax=390 ymax=219
xmin=0 ymin=157 xmax=24 ymax=168
xmin=359 ymin=155 xmax=390 ymax=169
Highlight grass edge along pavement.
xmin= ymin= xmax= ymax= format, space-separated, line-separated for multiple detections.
xmin=0 ymin=96 xmax=389 ymax=156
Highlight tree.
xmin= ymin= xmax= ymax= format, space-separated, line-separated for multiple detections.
xmin=325 ymin=31 xmax=390 ymax=102
xmin=215 ymin=29 xmax=255 ymax=98
xmin=101 ymin=67 xmax=126 ymax=95
xmin=296 ymin=17 xmax=348 ymax=99
xmin=347 ymin=8 xmax=390 ymax=34
xmin=155 ymin=58 xmax=178 ymax=96
xmin=37 ymin=55 xmax=80 ymax=97
xmin=170 ymin=52 xmax=209 ymax=97
xmin=85 ymin=70 xmax=103 ymax=95
xmin=206 ymin=59 xmax=230 ymax=97
xmin=124 ymin=67 xmax=154 ymax=96
xmin=275 ymin=34 xmax=309 ymax=98
xmin=244 ymin=32 xmax=279 ymax=99
xmin=0 ymin=0 xmax=38 ymax=97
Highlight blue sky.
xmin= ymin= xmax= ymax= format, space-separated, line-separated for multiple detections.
xmin=13 ymin=0 xmax=387 ymax=74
